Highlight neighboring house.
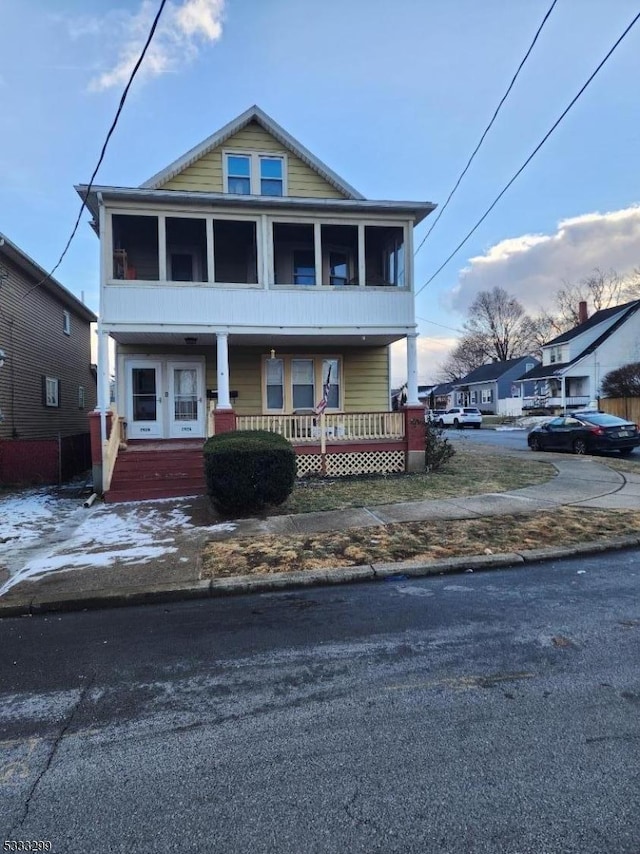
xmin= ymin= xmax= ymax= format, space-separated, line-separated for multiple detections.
xmin=428 ymin=382 xmax=455 ymax=410
xmin=0 ymin=233 xmax=97 ymax=484
xmin=518 ymin=299 xmax=640 ymax=414
xmin=453 ymin=356 xmax=540 ymax=416
xmin=79 ymin=106 xmax=435 ymax=500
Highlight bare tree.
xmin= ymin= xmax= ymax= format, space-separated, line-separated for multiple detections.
xmin=541 ymin=267 xmax=640 ymax=336
xmin=464 ymin=287 xmax=539 ymax=361
xmin=438 ymin=287 xmax=538 ymax=380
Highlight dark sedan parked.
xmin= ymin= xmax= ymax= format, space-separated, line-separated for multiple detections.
xmin=528 ymin=412 xmax=640 ymax=455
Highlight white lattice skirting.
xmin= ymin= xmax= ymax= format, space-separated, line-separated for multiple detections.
xmin=296 ymin=450 xmax=406 ymax=478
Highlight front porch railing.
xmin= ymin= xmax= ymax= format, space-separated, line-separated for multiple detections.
xmin=103 ymin=405 xmax=126 ymax=491
xmin=522 ymin=395 xmax=590 ymax=410
xmin=235 ymin=412 xmax=405 ymax=442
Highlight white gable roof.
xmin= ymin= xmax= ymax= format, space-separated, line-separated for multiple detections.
xmin=140 ymin=105 xmax=365 ymax=200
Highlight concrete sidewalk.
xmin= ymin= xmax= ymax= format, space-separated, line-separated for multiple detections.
xmin=1 ymin=454 xmax=639 ymax=617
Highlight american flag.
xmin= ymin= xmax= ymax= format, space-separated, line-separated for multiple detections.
xmin=314 ymin=364 xmax=332 ymax=415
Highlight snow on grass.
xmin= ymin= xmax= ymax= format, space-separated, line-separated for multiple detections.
xmin=0 ymin=494 xmax=237 ymax=597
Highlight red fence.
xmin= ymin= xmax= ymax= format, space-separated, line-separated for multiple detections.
xmin=0 ymin=433 xmax=91 ymax=485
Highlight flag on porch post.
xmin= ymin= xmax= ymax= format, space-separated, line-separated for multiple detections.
xmin=314 ymin=364 xmax=332 ymax=416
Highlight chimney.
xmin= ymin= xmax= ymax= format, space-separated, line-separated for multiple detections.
xmin=578 ymin=301 xmax=588 ymax=324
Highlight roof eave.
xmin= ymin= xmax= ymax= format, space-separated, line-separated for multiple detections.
xmin=0 ymin=232 xmax=97 ymax=322
xmin=77 ymin=185 xmax=436 ymax=225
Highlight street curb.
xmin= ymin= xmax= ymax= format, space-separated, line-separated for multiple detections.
xmin=1 ymin=535 xmax=639 ymax=618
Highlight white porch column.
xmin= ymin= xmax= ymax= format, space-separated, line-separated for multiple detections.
xmin=406 ymin=332 xmax=419 ymax=405
xmin=216 ymin=332 xmax=231 ymax=409
xmin=97 ymin=322 xmax=110 ymax=441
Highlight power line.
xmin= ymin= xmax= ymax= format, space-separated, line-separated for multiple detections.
xmin=416 ymin=315 xmax=465 ymax=335
xmin=414 ymin=0 xmax=558 ymax=258
xmin=415 ymin=9 xmax=640 ymax=300
xmin=23 ymin=0 xmax=168 ymax=300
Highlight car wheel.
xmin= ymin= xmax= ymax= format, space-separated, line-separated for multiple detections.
xmin=572 ymin=438 xmax=587 ymax=455
xmin=438 ymin=419 xmax=445 ymax=428
xmin=454 ymin=418 xmax=460 ymax=429
xmin=529 ymin=435 xmax=542 ymax=452
xmin=619 ymin=448 xmax=634 ymax=456
xmin=473 ymin=423 xmax=481 ymax=429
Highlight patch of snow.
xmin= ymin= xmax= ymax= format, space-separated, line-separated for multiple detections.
xmin=0 ymin=492 xmax=238 ymax=597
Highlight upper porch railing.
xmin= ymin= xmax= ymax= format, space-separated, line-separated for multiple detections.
xmin=235 ymin=412 xmax=405 ymax=443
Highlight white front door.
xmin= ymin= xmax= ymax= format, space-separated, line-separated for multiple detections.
xmin=168 ymin=362 xmax=205 ymax=438
xmin=127 ymin=361 xmax=163 ymax=439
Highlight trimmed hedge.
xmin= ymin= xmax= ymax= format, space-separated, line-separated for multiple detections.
xmin=203 ymin=430 xmax=297 ymax=515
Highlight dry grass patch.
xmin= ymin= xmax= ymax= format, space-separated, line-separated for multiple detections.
xmin=277 ymin=445 xmax=553 ymax=515
xmin=201 ymin=507 xmax=640 ymax=578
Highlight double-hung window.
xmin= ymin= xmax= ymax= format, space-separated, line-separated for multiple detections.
xmin=225 ymin=152 xmax=285 ymax=196
xmin=266 ymin=358 xmax=284 ymax=410
xmin=226 ymin=155 xmax=251 ymax=194
xmin=292 ymin=359 xmax=315 ymax=410
xmin=481 ymin=388 xmax=493 ymax=404
xmin=44 ymin=376 xmax=60 ymax=408
xmin=260 ymin=157 xmax=283 ymax=196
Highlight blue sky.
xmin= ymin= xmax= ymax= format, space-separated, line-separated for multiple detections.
xmin=1 ymin=0 xmax=639 ymax=383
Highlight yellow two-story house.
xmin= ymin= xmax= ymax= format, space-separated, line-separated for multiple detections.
xmin=80 ymin=106 xmax=435 ymax=500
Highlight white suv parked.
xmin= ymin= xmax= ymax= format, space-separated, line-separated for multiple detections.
xmin=438 ymin=407 xmax=483 ymax=429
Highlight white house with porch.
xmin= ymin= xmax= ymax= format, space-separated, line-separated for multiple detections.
xmin=518 ymin=299 xmax=640 ymax=414
xmin=80 ymin=106 xmax=435 ymax=501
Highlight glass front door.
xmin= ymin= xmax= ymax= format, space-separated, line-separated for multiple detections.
xmin=127 ymin=361 xmax=162 ymax=438
xmin=168 ymin=362 xmax=204 ymax=438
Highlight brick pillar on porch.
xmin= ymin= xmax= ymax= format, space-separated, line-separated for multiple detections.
xmin=404 ymin=405 xmax=425 ymax=473
xmin=89 ymin=410 xmax=112 ymax=494
xmin=213 ymin=409 xmax=237 ymax=434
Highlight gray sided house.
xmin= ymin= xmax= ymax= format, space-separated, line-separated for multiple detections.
xmin=454 ymin=356 xmax=540 ymax=416
xmin=518 ymin=300 xmax=640 ymax=414
xmin=0 ymin=233 xmax=97 ymax=484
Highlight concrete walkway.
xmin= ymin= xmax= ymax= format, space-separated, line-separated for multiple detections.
xmin=1 ymin=453 xmax=639 ymax=617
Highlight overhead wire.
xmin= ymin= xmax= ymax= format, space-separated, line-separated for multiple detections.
xmin=413 ymin=0 xmax=558 ymax=258
xmin=415 ymin=9 xmax=640 ymax=300
xmin=23 ymin=0 xmax=168 ymax=300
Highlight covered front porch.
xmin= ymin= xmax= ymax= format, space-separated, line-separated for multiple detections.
xmin=93 ymin=327 xmax=424 ymax=500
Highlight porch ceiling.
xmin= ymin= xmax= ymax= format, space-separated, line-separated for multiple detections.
xmin=109 ymin=331 xmax=405 ymax=347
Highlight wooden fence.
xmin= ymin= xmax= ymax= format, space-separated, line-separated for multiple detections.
xmin=599 ymin=398 xmax=640 ymax=422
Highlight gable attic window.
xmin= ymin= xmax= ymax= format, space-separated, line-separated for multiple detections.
xmin=63 ymin=310 xmax=71 ymax=335
xmin=260 ymin=157 xmax=283 ymax=196
xmin=226 ymin=155 xmax=251 ymax=194
xmin=224 ymin=152 xmax=285 ymax=196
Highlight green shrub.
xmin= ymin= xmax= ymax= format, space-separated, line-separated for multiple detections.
xmin=203 ymin=430 xmax=297 ymax=515
xmin=424 ymin=420 xmax=456 ymax=471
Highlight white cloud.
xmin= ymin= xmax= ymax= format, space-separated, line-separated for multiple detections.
xmin=447 ymin=205 xmax=640 ymax=316
xmin=85 ymin=0 xmax=225 ymax=93
xmin=391 ymin=336 xmax=458 ymax=387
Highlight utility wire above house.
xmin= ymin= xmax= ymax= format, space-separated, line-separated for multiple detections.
xmin=413 ymin=0 xmax=558 ymax=258
xmin=23 ymin=0 xmax=168 ymax=301
xmin=415 ymin=8 xmax=640 ymax=300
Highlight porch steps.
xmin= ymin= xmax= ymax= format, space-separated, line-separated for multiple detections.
xmin=105 ymin=441 xmax=206 ymax=503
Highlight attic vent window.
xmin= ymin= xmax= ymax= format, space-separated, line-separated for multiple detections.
xmin=224 ymin=151 xmax=285 ymax=196
xmin=63 ymin=310 xmax=71 ymax=335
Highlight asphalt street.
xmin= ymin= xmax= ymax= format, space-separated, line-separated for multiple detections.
xmin=1 ymin=550 xmax=640 ymax=853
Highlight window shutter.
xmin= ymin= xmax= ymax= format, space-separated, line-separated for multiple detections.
xmin=41 ymin=375 xmax=47 ymax=406
xmin=57 ymin=379 xmax=61 ymax=408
